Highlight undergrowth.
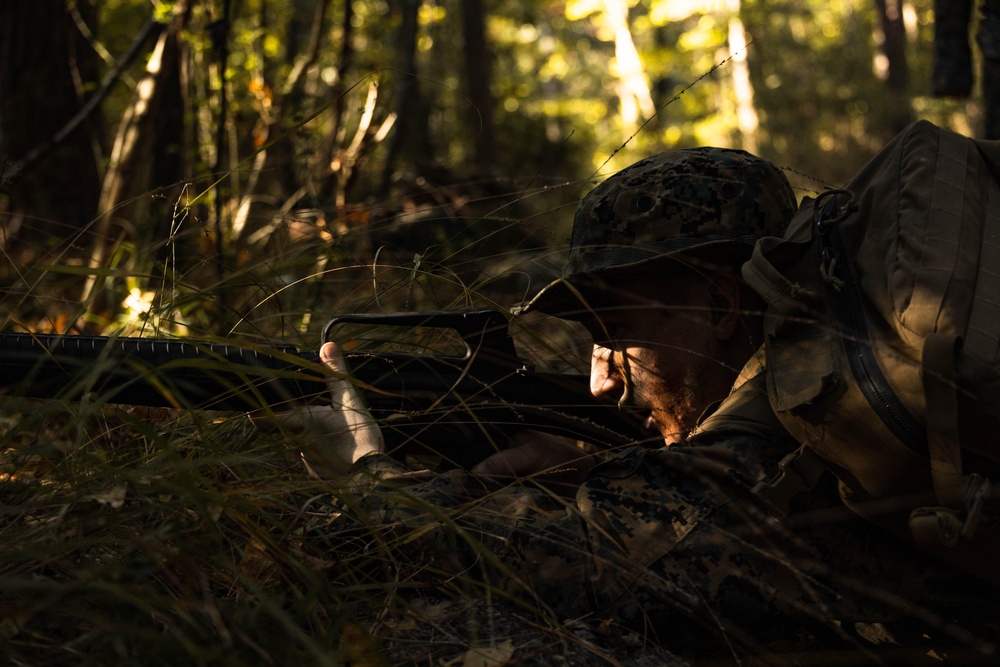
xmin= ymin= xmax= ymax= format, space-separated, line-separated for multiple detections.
xmin=1 ymin=182 xmax=679 ymax=666
xmin=5 ymin=173 xmax=997 ymax=666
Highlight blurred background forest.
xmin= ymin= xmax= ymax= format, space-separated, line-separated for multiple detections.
xmin=0 ymin=0 xmax=993 ymax=343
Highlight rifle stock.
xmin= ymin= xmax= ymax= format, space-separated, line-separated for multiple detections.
xmin=0 ymin=308 xmax=648 ymax=467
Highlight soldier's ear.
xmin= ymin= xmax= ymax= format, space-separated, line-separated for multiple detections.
xmin=706 ymin=274 xmax=742 ymax=340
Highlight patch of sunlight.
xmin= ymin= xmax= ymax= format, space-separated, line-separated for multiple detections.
xmin=263 ymin=34 xmax=280 ymax=58
xmin=678 ymin=15 xmax=720 ymax=51
xmin=418 ymin=4 xmax=446 ymax=24
xmin=565 ymin=0 xmax=603 ymax=22
xmin=649 ymin=0 xmax=726 ymax=25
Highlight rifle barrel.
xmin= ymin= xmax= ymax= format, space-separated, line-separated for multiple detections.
xmin=0 ymin=332 xmax=323 ymax=411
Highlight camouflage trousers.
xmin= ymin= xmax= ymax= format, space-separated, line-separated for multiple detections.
xmin=329 ymin=429 xmax=997 ymax=661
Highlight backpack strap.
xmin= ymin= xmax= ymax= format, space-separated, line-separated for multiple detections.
xmin=912 ymin=333 xmax=994 ymax=547
xmin=690 ymin=350 xmax=830 ymax=518
xmin=689 ymin=348 xmax=788 ymax=442
xmin=742 ymin=232 xmax=819 ymax=318
xmin=751 ymin=445 xmax=829 ymax=518
xmin=922 ymin=333 xmax=966 ymax=508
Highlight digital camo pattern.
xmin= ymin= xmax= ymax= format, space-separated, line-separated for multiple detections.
xmin=331 ymin=407 xmax=996 ymax=660
xmin=520 ymin=148 xmax=798 ymax=316
xmin=566 ymin=148 xmax=796 ymax=275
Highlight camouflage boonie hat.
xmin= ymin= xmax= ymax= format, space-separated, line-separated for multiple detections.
xmin=515 ymin=147 xmax=797 ymax=316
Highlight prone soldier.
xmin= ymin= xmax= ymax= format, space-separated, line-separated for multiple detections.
xmin=291 ymin=148 xmax=998 ymax=662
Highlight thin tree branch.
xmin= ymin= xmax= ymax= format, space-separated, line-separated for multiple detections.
xmin=280 ymin=0 xmax=331 ymax=98
xmin=0 ymin=16 xmax=163 ymax=193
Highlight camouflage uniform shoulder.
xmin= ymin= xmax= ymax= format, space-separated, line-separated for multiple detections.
xmin=688 ymin=349 xmax=792 ymax=445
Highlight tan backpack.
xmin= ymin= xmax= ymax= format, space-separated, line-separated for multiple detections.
xmin=743 ymin=120 xmax=1000 ymax=582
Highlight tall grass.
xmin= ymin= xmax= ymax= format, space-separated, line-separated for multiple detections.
xmin=1 ymin=180 xmax=671 ymax=666
xmin=6 ymin=174 xmax=998 ymax=666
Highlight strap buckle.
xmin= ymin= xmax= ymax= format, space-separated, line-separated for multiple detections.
xmin=752 ymin=446 xmax=828 ymax=517
xmin=909 ymin=474 xmax=993 ymax=548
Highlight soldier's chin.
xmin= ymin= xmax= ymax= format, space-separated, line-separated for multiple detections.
xmin=654 ymin=418 xmax=688 ymax=445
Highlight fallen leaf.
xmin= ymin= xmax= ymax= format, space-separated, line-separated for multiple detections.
xmin=442 ymin=640 xmax=516 ymax=667
xmin=88 ymin=485 xmax=127 ymax=509
xmin=409 ymin=598 xmax=455 ymax=621
xmin=339 ymin=622 xmax=383 ymax=667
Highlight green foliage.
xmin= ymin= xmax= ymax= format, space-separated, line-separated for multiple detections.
xmin=4 ymin=0 xmax=984 ymax=331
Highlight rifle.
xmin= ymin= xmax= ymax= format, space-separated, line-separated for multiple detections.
xmin=0 ymin=308 xmax=648 ymax=468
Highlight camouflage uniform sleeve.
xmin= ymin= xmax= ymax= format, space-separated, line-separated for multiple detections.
xmin=334 ymin=433 xmax=988 ymax=654
xmin=558 ymin=430 xmax=990 ymax=651
xmin=343 ymin=451 xmax=594 ymax=609
xmin=337 ymin=434 xmax=817 ymax=638
xmin=572 ymin=433 xmax=821 ymax=648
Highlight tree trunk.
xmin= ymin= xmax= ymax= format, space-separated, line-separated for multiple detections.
xmin=81 ymin=2 xmax=190 ymax=318
xmin=601 ymin=0 xmax=655 ymax=137
xmin=0 ymin=0 xmax=103 ymax=258
xmin=328 ymin=0 xmax=357 ymax=209
xmin=932 ymin=0 xmax=974 ymax=97
xmin=308 ymin=0 xmax=360 ymax=212
xmin=978 ymin=0 xmax=1000 ymax=139
xmin=379 ymin=0 xmax=426 ymax=196
xmin=874 ymin=0 xmax=913 ymax=136
xmin=727 ymin=0 xmax=759 ymax=153
xmin=461 ymin=0 xmax=496 ymax=168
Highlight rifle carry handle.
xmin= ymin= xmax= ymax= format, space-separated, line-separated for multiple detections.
xmin=320 ymin=309 xmax=650 ymax=464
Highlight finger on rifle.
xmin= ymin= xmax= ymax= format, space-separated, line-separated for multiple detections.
xmin=319 ymin=341 xmax=350 ymax=378
xmin=320 ymin=342 xmax=362 ymax=407
xmin=319 ymin=341 xmax=385 ymax=455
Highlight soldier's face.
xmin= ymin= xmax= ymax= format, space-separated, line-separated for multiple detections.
xmin=581 ymin=280 xmax=733 ymax=444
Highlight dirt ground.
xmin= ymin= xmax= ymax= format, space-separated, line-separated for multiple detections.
xmin=357 ymin=596 xmax=689 ymax=667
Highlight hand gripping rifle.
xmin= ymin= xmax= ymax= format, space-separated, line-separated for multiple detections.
xmin=0 ymin=308 xmax=647 ymax=468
